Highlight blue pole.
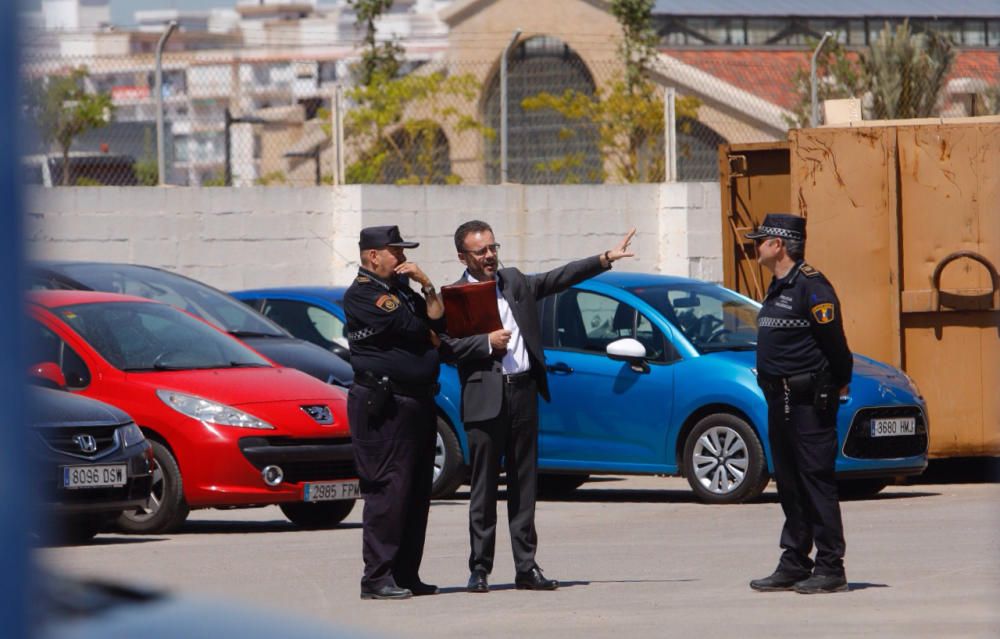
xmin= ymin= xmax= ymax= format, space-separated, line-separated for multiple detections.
xmin=1 ymin=3 xmax=31 ymax=638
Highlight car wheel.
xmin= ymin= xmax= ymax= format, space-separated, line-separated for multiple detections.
xmin=431 ymin=417 xmax=464 ymax=499
xmin=683 ymin=413 xmax=769 ymax=504
xmin=117 ymin=440 xmax=189 ymax=534
xmin=280 ymin=500 xmax=355 ymax=529
xmin=537 ymin=474 xmax=590 ymax=497
xmin=837 ymin=478 xmax=890 ymax=500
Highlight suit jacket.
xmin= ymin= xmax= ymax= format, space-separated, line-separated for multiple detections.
xmin=439 ymin=256 xmax=608 ymax=424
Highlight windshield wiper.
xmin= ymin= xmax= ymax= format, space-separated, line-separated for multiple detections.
xmin=228 ymin=330 xmax=283 ymax=338
xmin=699 ymin=344 xmax=757 ymax=353
xmin=228 ymin=361 xmax=270 ymax=368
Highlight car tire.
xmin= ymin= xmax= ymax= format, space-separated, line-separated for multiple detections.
xmin=117 ymin=440 xmax=189 ymax=534
xmin=837 ymin=478 xmax=890 ymax=500
xmin=682 ymin=413 xmax=769 ymax=504
xmin=280 ymin=500 xmax=356 ymax=529
xmin=537 ymin=473 xmax=590 ymax=497
xmin=431 ymin=417 xmax=464 ymax=499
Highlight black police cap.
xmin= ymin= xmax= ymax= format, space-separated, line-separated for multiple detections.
xmin=358 ymin=225 xmax=419 ymax=250
xmin=745 ymin=213 xmax=806 ymax=242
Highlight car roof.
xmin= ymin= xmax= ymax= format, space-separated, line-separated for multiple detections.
xmin=27 ymin=289 xmax=161 ymax=309
xmin=236 ymin=273 xmax=714 ymax=299
xmin=234 ymin=286 xmax=349 ymax=299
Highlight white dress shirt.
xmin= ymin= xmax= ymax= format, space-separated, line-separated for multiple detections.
xmin=466 ymin=271 xmax=530 ymax=374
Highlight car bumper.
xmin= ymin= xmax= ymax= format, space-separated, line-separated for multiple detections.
xmin=178 ymin=433 xmax=358 ymax=507
xmin=41 ymin=444 xmax=154 ymax=515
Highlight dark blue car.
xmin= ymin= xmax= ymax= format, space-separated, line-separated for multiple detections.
xmin=233 ymin=273 xmax=928 ymax=503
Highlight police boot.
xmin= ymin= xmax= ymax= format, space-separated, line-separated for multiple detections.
xmin=749 ymin=569 xmax=810 ymax=592
xmin=793 ymin=573 xmax=849 ymax=594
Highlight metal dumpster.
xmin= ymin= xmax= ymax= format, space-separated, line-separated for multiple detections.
xmin=719 ymin=116 xmax=1000 ymax=457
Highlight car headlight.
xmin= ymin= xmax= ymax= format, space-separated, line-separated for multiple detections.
xmin=117 ymin=422 xmax=146 ymax=447
xmin=156 ymin=390 xmax=275 ymax=430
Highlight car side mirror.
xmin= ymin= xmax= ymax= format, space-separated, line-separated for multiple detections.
xmin=29 ymin=362 xmax=66 ymax=389
xmin=606 ymin=338 xmax=649 ymax=374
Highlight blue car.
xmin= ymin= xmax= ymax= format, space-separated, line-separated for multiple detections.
xmin=233 ymin=273 xmax=928 ymax=503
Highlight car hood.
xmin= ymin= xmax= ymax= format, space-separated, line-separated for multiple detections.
xmin=241 ymin=335 xmax=353 ymax=387
xmin=698 ymin=350 xmax=918 ymax=395
xmin=28 ymin=387 xmax=132 ymax=429
xmin=126 ymin=367 xmax=348 ymax=407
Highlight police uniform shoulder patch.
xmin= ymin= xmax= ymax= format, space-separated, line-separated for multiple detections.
xmin=355 ymin=275 xmax=370 ymax=284
xmin=811 ymin=303 xmax=835 ymax=324
xmin=375 ymin=294 xmax=400 ymax=312
xmin=799 ymin=263 xmax=821 ymax=278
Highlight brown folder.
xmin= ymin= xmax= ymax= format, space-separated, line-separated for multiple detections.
xmin=440 ymin=280 xmax=503 ymax=338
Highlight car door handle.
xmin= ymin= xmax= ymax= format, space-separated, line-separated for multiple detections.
xmin=546 ymin=362 xmax=573 ymax=374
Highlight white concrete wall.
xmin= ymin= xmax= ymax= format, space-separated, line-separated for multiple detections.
xmin=25 ymin=183 xmax=722 ymax=292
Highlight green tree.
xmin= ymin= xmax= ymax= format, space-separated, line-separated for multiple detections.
xmin=790 ymin=21 xmax=956 ymax=127
xmin=344 ymin=71 xmax=490 ymax=184
xmin=521 ymin=0 xmax=700 ymax=182
xmin=25 ymin=67 xmax=113 ymax=186
xmin=348 ymin=0 xmax=404 ymax=86
xmin=134 ymin=128 xmax=159 ymax=186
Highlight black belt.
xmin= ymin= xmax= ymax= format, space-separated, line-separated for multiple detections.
xmin=356 ymin=370 xmax=439 ymax=398
xmin=757 ymin=371 xmax=816 ymax=395
xmin=503 ymin=371 xmax=533 ymax=385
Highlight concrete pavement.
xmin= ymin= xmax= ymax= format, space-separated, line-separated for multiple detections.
xmin=39 ymin=476 xmax=1000 ymax=638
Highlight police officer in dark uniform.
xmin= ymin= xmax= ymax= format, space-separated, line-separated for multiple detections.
xmin=746 ymin=214 xmax=853 ymax=595
xmin=344 ymin=225 xmax=444 ymax=600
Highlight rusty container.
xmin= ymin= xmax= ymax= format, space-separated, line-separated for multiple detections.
xmin=719 ymin=116 xmax=1000 ymax=457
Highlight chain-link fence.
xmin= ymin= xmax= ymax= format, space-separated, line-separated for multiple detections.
xmin=20 ymin=41 xmax=1000 ymax=187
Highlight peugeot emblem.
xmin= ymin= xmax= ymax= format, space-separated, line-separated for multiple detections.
xmin=301 ymin=405 xmax=333 ymax=425
xmin=72 ymin=434 xmax=98 ymax=454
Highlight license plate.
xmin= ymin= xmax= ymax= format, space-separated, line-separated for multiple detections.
xmin=303 ymin=480 xmax=361 ymax=502
xmin=871 ymin=417 xmax=916 ymax=438
xmin=63 ymin=464 xmax=127 ymax=489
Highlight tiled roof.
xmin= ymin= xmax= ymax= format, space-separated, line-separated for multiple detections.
xmin=660 ymin=48 xmax=999 ymax=111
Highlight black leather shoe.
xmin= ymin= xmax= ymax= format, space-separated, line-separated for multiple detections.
xmin=514 ymin=567 xmax=559 ymax=591
xmin=794 ymin=573 xmax=849 ymax=594
xmin=398 ymin=581 xmax=439 ymax=596
xmin=749 ymin=570 xmax=810 ymax=592
xmin=360 ymin=584 xmax=412 ymax=600
xmin=467 ymin=569 xmax=489 ymax=593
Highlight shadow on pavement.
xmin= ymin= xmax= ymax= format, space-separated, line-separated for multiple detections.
xmin=177 ymin=519 xmax=362 ymax=535
xmin=905 ymin=457 xmax=1000 ymax=485
xmin=847 ymin=582 xmax=889 ymax=591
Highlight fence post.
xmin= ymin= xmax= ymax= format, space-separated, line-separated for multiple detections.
xmin=333 ymin=84 xmax=344 ymax=186
xmin=154 ymin=20 xmax=177 ymax=186
xmin=500 ymin=29 xmax=521 ymax=184
xmin=810 ymin=32 xmax=834 ymax=128
xmin=664 ymin=86 xmax=677 ymax=183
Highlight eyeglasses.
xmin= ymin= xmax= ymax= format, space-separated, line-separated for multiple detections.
xmin=461 ymin=243 xmax=500 ymax=258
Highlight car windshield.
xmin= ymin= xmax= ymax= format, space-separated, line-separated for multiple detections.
xmin=51 ymin=264 xmax=286 ymax=338
xmin=54 ymin=301 xmax=272 ymax=372
xmin=627 ymin=282 xmax=760 ymax=354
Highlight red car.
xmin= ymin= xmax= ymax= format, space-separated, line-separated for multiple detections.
xmin=27 ymin=290 xmax=359 ymax=534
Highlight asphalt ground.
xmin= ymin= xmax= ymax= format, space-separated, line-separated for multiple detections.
xmin=38 ymin=466 xmax=1000 ymax=638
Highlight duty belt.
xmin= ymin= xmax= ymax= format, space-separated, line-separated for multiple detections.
xmin=356 ymin=370 xmax=439 ymax=398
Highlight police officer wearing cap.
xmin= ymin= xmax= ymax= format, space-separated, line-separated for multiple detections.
xmin=344 ymin=225 xmax=444 ymax=600
xmin=746 ymin=214 xmax=853 ymax=595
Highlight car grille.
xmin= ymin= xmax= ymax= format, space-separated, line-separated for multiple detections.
xmin=843 ymin=406 xmax=928 ymax=459
xmin=238 ymin=436 xmax=356 ymax=483
xmin=281 ymin=460 xmax=358 ymax=483
xmin=35 ymin=426 xmax=119 ymax=458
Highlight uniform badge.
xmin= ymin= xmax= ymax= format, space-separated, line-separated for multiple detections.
xmin=355 ymin=275 xmax=370 ymax=284
xmin=811 ymin=303 xmax=835 ymax=324
xmin=375 ymin=294 xmax=400 ymax=312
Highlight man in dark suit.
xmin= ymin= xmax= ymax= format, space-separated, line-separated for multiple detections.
xmin=440 ymin=220 xmax=635 ymax=593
